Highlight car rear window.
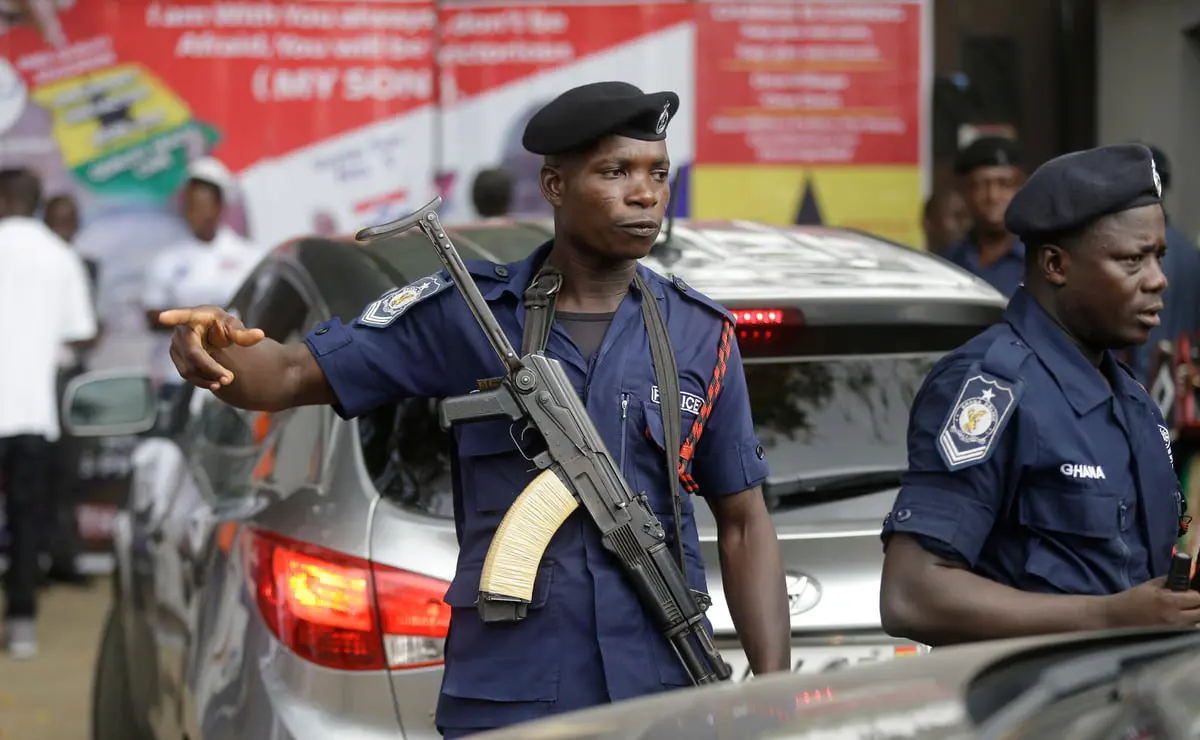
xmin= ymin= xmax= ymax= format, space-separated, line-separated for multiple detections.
xmin=745 ymin=354 xmax=934 ymax=508
xmin=361 ymin=317 xmax=998 ymax=519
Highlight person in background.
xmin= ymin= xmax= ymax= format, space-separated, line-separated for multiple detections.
xmin=943 ymin=136 xmax=1026 ymax=298
xmin=470 ymin=166 xmax=514 ymax=221
xmin=1124 ymin=144 xmax=1200 ymax=387
xmin=922 ymin=188 xmax=970 ymax=256
xmin=40 ymin=193 xmax=97 ymax=587
xmin=0 ymin=167 xmax=97 ymax=658
xmin=141 ymin=157 xmax=263 ymax=403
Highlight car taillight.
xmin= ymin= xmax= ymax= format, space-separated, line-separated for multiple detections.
xmin=733 ymin=308 xmax=787 ymax=325
xmin=244 ymin=527 xmax=451 ymax=672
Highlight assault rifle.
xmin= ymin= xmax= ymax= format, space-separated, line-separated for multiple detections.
xmin=356 ymin=197 xmax=731 ymax=685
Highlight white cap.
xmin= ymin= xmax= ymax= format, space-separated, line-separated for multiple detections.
xmin=186 ymin=156 xmax=234 ymax=196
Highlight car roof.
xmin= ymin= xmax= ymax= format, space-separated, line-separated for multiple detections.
xmin=281 ymin=217 xmax=1007 ymax=317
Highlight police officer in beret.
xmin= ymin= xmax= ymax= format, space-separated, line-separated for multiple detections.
xmin=879 ymin=142 xmax=1200 ymax=647
xmin=943 ymin=136 xmax=1026 ymax=298
xmin=158 ymin=81 xmax=791 ymax=736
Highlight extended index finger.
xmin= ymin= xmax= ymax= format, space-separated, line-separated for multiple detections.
xmin=158 ymin=308 xmax=201 ymax=327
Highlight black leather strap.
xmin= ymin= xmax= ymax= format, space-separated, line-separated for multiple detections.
xmin=635 ymin=274 xmax=688 ymax=575
xmin=521 ymin=266 xmax=563 ymax=357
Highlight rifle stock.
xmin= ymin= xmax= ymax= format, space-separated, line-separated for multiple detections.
xmin=357 ymin=197 xmax=731 ymax=685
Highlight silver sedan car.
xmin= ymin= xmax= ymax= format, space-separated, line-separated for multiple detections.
xmin=70 ymin=219 xmax=1006 ymax=740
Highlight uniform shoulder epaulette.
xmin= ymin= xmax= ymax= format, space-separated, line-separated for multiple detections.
xmin=464 ymin=259 xmax=515 ymax=282
xmin=662 ymin=273 xmax=735 ymax=323
xmin=356 ymin=271 xmax=452 ymax=329
xmin=936 ymin=348 xmax=1027 ymax=472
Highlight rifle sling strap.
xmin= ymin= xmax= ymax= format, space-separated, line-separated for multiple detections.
xmin=521 ymin=266 xmax=563 ymax=357
xmin=634 ymin=273 xmax=689 ymax=576
xmin=521 ymin=266 xmax=688 ymax=573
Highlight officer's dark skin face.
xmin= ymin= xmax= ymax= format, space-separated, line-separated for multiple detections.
xmin=963 ymin=165 xmax=1022 ymax=234
xmin=184 ymin=180 xmax=222 ymax=243
xmin=924 ymin=190 xmax=969 ymax=254
xmin=1036 ymin=204 xmax=1168 ymax=359
xmin=541 ymin=135 xmax=669 ymax=262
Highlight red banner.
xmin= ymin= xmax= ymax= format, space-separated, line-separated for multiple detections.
xmin=1 ymin=0 xmax=435 ymax=180
xmin=436 ymin=1 xmax=692 ymax=104
xmin=694 ymin=1 xmax=922 ymax=166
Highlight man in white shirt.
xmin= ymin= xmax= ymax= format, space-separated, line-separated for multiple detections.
xmin=142 ymin=158 xmax=263 ymax=400
xmin=42 ymin=193 xmax=98 ymax=587
xmin=0 ymin=167 xmax=97 ymax=659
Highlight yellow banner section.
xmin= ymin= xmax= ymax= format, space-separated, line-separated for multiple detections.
xmin=32 ymin=63 xmax=194 ymax=169
xmin=690 ymin=165 xmax=925 ymax=250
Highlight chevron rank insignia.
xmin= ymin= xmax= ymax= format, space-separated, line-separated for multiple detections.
xmin=357 ymin=273 xmax=449 ymax=329
xmin=937 ymin=369 xmax=1022 ymax=471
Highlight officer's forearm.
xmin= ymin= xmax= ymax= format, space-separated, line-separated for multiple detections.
xmin=711 ymin=489 xmax=791 ymax=675
xmin=211 ymin=341 xmax=335 ymax=412
xmin=880 ymin=534 xmax=1107 ymax=646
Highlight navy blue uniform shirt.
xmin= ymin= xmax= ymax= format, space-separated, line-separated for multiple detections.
xmin=882 ymin=287 xmax=1183 ymax=595
xmin=944 ymin=235 xmax=1026 ymax=299
xmin=304 ymin=241 xmax=769 ymax=731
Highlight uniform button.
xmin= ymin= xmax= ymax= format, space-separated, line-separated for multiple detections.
xmin=673 ymin=275 xmax=688 ymax=291
xmin=895 ymin=508 xmax=912 ymax=523
xmin=755 ymin=444 xmax=765 ymax=459
xmin=495 ymin=265 xmax=509 ymax=278
xmin=315 ymin=327 xmax=329 ymax=336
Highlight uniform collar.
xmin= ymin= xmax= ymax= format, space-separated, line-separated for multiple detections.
xmin=477 ymin=239 xmax=664 ymax=303
xmin=1005 ymin=288 xmax=1124 ymax=415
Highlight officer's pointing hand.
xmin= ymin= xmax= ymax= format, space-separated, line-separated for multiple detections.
xmin=158 ymin=306 xmax=265 ymax=392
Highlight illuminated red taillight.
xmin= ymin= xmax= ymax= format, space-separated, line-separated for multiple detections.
xmin=244 ymin=527 xmax=451 ymax=671
xmin=733 ymin=308 xmax=788 ymax=325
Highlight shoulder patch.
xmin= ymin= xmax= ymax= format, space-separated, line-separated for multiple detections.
xmin=356 ymin=273 xmax=450 ymax=329
xmin=937 ymin=365 xmax=1025 ymax=471
xmin=665 ymin=273 xmax=735 ymax=323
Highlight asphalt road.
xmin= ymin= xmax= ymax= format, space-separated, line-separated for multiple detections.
xmin=0 ymin=579 xmax=111 ymax=740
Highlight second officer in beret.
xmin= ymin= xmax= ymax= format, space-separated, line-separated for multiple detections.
xmin=943 ymin=136 xmax=1026 ymax=298
xmin=879 ymin=143 xmax=1200 ymax=646
xmin=156 ymin=81 xmax=791 ymax=736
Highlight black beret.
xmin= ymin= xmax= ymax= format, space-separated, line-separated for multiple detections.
xmin=954 ymin=135 xmax=1021 ymax=176
xmin=522 ymin=81 xmax=680 ymax=156
xmin=1004 ymin=143 xmax=1163 ymax=239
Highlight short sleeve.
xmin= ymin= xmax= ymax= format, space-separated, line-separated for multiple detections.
xmin=141 ymin=251 xmax=176 ymax=309
xmin=690 ymin=337 xmax=769 ymax=498
xmin=880 ymin=358 xmax=1016 ymax=567
xmin=58 ymin=250 xmax=97 ymax=343
xmin=304 ymin=280 xmax=459 ymax=419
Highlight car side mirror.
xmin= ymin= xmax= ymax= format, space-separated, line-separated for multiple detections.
xmin=63 ymin=370 xmax=158 ymax=437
